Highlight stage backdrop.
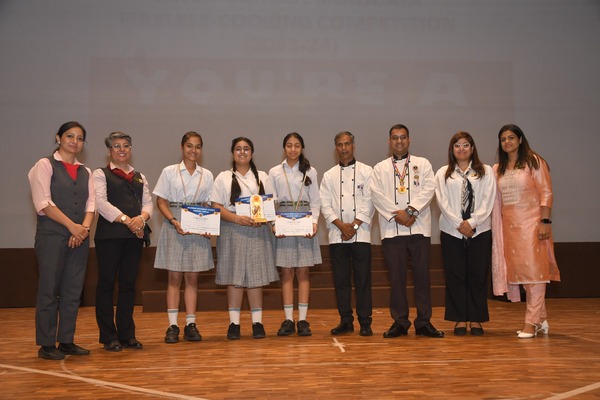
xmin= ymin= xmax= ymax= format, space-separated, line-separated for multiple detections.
xmin=1 ymin=0 xmax=599 ymax=249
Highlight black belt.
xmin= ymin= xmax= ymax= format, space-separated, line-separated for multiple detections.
xmin=278 ymin=201 xmax=310 ymax=206
xmin=169 ymin=202 xmax=205 ymax=207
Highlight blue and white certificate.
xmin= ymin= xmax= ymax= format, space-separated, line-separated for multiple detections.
xmin=180 ymin=205 xmax=221 ymax=235
xmin=234 ymin=194 xmax=276 ymax=222
xmin=275 ymin=211 xmax=313 ymax=237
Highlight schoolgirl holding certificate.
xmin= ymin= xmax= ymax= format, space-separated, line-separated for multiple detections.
xmin=210 ymin=137 xmax=279 ymax=340
xmin=153 ymin=132 xmax=214 ymax=344
xmin=268 ymin=133 xmax=322 ymax=337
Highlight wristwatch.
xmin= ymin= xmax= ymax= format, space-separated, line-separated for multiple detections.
xmin=353 ymin=223 xmax=359 ymax=230
xmin=405 ymin=207 xmax=419 ymax=217
xmin=120 ymin=215 xmax=127 ymax=223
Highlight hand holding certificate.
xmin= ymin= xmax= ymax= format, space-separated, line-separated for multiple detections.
xmin=180 ymin=205 xmax=221 ymax=236
xmin=275 ymin=211 xmax=313 ymax=237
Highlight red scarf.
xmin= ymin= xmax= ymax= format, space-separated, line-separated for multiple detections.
xmin=60 ymin=161 xmax=80 ymax=181
xmin=110 ymin=165 xmax=134 ymax=182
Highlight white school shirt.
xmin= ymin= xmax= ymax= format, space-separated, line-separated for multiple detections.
xmin=370 ymin=154 xmax=435 ymax=240
xmin=320 ymin=160 xmax=375 ymax=244
xmin=434 ymin=163 xmax=496 ymax=239
xmin=268 ymin=161 xmax=320 ymax=223
xmin=153 ymin=162 xmax=214 ymax=203
xmin=210 ymin=169 xmax=275 ymax=212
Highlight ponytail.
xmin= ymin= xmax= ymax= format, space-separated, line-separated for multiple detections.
xmin=298 ymin=153 xmax=312 ymax=186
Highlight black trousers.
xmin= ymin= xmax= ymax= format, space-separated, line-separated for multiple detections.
xmin=381 ymin=234 xmax=432 ymax=330
xmin=330 ymin=242 xmax=372 ymax=326
xmin=35 ymin=228 xmax=89 ymax=346
xmin=95 ymin=238 xmax=143 ymax=343
xmin=440 ymin=230 xmax=492 ymax=323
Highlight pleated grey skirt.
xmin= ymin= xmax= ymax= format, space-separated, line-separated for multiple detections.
xmin=274 ymin=204 xmax=322 ymax=268
xmin=154 ymin=207 xmax=215 ymax=272
xmin=215 ymin=220 xmax=279 ymax=288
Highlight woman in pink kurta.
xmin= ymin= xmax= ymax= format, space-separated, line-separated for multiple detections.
xmin=491 ymin=124 xmax=560 ymax=338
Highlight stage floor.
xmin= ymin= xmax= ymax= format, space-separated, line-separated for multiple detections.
xmin=1 ymin=298 xmax=599 ymax=399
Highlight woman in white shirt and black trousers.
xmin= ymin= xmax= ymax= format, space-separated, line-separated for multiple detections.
xmin=435 ymin=131 xmax=495 ymax=336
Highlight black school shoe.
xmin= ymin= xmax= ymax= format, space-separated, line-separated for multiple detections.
xmin=252 ymin=322 xmax=266 ymax=339
xmin=277 ymin=319 xmax=296 ymax=336
xmin=184 ymin=323 xmax=202 ymax=341
xmin=227 ymin=323 xmax=241 ymax=340
xmin=297 ymin=320 xmax=312 ymax=336
xmin=164 ymin=325 xmax=180 ymax=343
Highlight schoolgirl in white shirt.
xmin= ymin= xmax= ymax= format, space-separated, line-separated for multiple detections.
xmin=211 ymin=137 xmax=279 ymax=340
xmin=268 ymin=133 xmax=322 ymax=337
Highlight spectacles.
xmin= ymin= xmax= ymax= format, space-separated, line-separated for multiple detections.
xmin=111 ymin=144 xmax=131 ymax=150
xmin=390 ymin=135 xmax=408 ymax=141
xmin=234 ymin=147 xmax=251 ymax=153
xmin=453 ymin=143 xmax=471 ymax=149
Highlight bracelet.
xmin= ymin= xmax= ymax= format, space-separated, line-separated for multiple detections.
xmin=168 ymin=217 xmax=177 ymax=225
xmin=82 ymin=226 xmax=90 ymax=232
xmin=541 ymin=218 xmax=552 ymax=224
xmin=139 ymin=215 xmax=146 ymax=228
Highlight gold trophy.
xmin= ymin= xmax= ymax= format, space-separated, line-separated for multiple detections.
xmin=250 ymin=194 xmax=267 ymax=223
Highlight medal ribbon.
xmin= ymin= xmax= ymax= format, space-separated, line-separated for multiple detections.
xmin=391 ymin=155 xmax=410 ymax=190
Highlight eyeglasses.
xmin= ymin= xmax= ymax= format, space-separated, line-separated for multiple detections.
xmin=234 ymin=147 xmax=251 ymax=153
xmin=111 ymin=144 xmax=132 ymax=150
xmin=390 ymin=135 xmax=408 ymax=141
xmin=453 ymin=143 xmax=471 ymax=149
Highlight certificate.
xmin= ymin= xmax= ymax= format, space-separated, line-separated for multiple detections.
xmin=235 ymin=194 xmax=276 ymax=222
xmin=275 ymin=211 xmax=313 ymax=237
xmin=180 ymin=205 xmax=221 ymax=235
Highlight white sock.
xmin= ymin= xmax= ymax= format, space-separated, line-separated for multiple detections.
xmin=167 ymin=309 xmax=179 ymax=326
xmin=283 ymin=304 xmax=294 ymax=321
xmin=298 ymin=303 xmax=309 ymax=321
xmin=186 ymin=314 xmax=196 ymax=325
xmin=251 ymin=308 xmax=262 ymax=324
xmin=228 ymin=308 xmax=241 ymax=325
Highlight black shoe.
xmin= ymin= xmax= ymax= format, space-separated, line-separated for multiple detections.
xmin=297 ymin=320 xmax=312 ymax=336
xmin=331 ymin=321 xmax=354 ymax=335
xmin=252 ymin=322 xmax=266 ymax=339
xmin=164 ymin=325 xmax=180 ymax=344
xmin=184 ymin=323 xmax=202 ymax=342
xmin=119 ymin=338 xmax=143 ymax=349
xmin=454 ymin=322 xmax=467 ymax=336
xmin=470 ymin=322 xmax=484 ymax=336
xmin=58 ymin=343 xmax=90 ymax=355
xmin=383 ymin=322 xmax=408 ymax=338
xmin=227 ymin=323 xmax=241 ymax=340
xmin=416 ymin=323 xmax=445 ymax=338
xmin=103 ymin=339 xmax=123 ymax=352
xmin=277 ymin=319 xmax=296 ymax=336
xmin=359 ymin=325 xmax=373 ymax=337
xmin=38 ymin=346 xmax=65 ymax=360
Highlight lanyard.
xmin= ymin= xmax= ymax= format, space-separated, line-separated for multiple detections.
xmin=282 ymin=163 xmax=306 ymax=211
xmin=178 ymin=165 xmax=203 ymax=203
xmin=233 ymin=170 xmax=259 ymax=195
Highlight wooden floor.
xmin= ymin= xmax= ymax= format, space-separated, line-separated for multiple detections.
xmin=1 ymin=298 xmax=599 ymax=400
